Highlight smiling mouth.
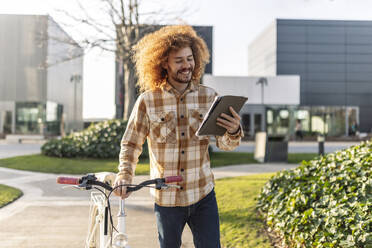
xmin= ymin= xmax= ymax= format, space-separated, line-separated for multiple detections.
xmin=179 ymin=70 xmax=191 ymax=76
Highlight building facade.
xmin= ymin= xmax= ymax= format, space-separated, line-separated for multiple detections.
xmin=0 ymin=14 xmax=84 ymax=136
xmin=115 ymin=25 xmax=213 ymax=119
xmin=249 ymin=19 xmax=372 ymax=136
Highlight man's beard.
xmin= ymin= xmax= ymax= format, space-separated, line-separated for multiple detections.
xmin=172 ymin=69 xmax=193 ymax=84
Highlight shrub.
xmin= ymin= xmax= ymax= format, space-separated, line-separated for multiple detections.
xmin=257 ymin=140 xmax=372 ymax=248
xmin=41 ymin=119 xmax=149 ymax=159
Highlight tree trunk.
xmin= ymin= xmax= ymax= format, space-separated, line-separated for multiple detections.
xmin=123 ymin=61 xmax=137 ymax=120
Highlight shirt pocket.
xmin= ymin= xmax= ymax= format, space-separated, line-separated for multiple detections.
xmin=148 ymin=111 xmax=177 ymax=143
xmin=188 ymin=108 xmax=209 ymax=142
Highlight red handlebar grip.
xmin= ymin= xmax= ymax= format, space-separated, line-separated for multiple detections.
xmin=57 ymin=177 xmax=80 ymax=185
xmin=165 ymin=176 xmax=183 ymax=183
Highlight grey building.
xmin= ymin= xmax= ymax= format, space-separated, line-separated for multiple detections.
xmin=0 ymin=14 xmax=84 ymax=137
xmin=115 ymin=25 xmax=213 ymax=119
xmin=249 ymin=19 xmax=372 ymax=136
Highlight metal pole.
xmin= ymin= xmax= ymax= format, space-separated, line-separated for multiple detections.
xmin=318 ymin=135 xmax=325 ymax=156
xmin=70 ymin=74 xmax=81 ymax=131
xmin=345 ymin=106 xmax=349 ymax=136
xmin=74 ymin=78 xmax=77 ymax=130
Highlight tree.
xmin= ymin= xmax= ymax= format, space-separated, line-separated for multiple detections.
xmin=53 ymin=0 xmax=190 ymax=120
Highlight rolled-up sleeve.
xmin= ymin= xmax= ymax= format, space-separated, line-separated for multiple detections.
xmin=215 ymin=126 xmax=243 ymax=151
xmin=117 ymin=95 xmax=149 ymax=183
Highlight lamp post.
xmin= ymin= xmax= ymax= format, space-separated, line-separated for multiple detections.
xmin=256 ymin=77 xmax=268 ymax=105
xmin=256 ymin=77 xmax=268 ymax=132
xmin=70 ymin=74 xmax=82 ymax=131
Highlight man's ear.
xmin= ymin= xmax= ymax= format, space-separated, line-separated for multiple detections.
xmin=161 ymin=60 xmax=168 ymax=70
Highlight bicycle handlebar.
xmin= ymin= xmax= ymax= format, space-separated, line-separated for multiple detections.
xmin=165 ymin=176 xmax=183 ymax=183
xmin=56 ymin=175 xmax=183 ymax=193
xmin=57 ymin=176 xmax=80 ymax=185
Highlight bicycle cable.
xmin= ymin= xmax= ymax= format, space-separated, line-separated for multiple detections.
xmin=93 ymin=186 xmax=118 ymax=246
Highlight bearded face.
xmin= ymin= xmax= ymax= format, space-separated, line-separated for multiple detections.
xmin=164 ymin=47 xmax=195 ymax=85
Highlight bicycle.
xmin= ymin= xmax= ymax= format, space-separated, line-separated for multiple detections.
xmin=57 ymin=172 xmax=183 ymax=248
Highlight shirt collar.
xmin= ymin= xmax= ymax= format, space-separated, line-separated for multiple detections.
xmin=162 ymin=80 xmax=199 ymax=96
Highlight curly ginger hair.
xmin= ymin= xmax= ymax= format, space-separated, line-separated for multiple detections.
xmin=133 ymin=25 xmax=210 ymax=92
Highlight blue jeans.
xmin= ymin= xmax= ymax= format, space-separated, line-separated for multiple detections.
xmin=154 ymin=189 xmax=221 ymax=248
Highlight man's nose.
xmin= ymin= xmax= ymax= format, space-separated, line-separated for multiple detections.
xmin=181 ymin=60 xmax=191 ymax=68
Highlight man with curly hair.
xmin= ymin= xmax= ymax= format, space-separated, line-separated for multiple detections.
xmin=114 ymin=25 xmax=243 ymax=248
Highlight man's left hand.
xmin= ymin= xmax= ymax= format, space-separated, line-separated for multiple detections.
xmin=216 ymin=107 xmax=241 ymax=135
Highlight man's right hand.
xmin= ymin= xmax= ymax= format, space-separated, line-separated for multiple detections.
xmin=113 ymin=179 xmax=132 ymax=199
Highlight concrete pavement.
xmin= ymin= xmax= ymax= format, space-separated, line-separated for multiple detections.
xmin=0 ymin=142 xmax=43 ymax=159
xmin=211 ymin=140 xmax=360 ymax=153
xmin=0 ymin=163 xmax=297 ymax=248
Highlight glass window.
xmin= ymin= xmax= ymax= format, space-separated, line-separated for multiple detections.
xmin=266 ymin=106 xmax=290 ymax=136
xmin=279 ymin=110 xmax=289 ymax=119
xmin=242 ymin=114 xmax=251 ymax=137
xmin=15 ymin=102 xmax=45 ymax=134
xmin=46 ymin=101 xmax=58 ymax=122
xmin=254 ymin=114 xmax=262 ymax=133
xmin=267 ymin=110 xmax=273 ymax=124
xmin=15 ymin=102 xmax=63 ymax=135
xmin=4 ymin=111 xmax=12 ymax=134
xmin=265 ymin=105 xmax=358 ymax=137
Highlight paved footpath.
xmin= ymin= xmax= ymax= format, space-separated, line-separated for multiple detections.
xmin=0 ymin=142 xmax=42 ymax=159
xmin=211 ymin=141 xmax=360 ymax=154
xmin=0 ymin=163 xmax=297 ymax=248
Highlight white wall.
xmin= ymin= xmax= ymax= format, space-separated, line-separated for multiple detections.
xmin=46 ymin=17 xmax=84 ymax=132
xmin=0 ymin=15 xmax=48 ymax=102
xmin=248 ymin=20 xmax=277 ymax=76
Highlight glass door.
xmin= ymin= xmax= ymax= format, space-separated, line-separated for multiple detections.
xmin=242 ymin=114 xmax=251 ymax=137
xmin=4 ymin=111 xmax=12 ymax=134
xmin=254 ymin=114 xmax=262 ymax=133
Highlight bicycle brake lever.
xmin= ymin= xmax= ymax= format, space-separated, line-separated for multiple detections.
xmin=160 ymin=184 xmax=181 ymax=190
xmin=61 ymin=185 xmax=86 ymax=190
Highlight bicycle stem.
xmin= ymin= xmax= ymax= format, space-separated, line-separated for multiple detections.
xmin=118 ymin=199 xmax=125 ymax=217
xmin=117 ymin=199 xmax=126 ymax=234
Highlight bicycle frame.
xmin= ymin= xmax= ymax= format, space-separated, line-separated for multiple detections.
xmin=83 ymin=172 xmax=129 ymax=248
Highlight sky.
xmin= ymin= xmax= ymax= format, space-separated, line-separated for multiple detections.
xmin=2 ymin=0 xmax=372 ymax=119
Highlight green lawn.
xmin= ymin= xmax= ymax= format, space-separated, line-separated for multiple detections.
xmin=0 ymin=152 xmax=261 ymax=175
xmin=0 ymin=152 xmax=318 ymax=175
xmin=216 ymin=173 xmax=274 ymax=248
xmin=0 ymin=184 xmax=23 ymax=208
xmin=287 ymin=153 xmax=321 ymax=164
xmin=0 ymin=154 xmax=148 ymax=175
xmin=209 ymin=152 xmax=257 ymax=167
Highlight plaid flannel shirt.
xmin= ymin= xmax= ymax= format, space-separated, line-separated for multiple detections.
xmin=117 ymin=82 xmax=243 ymax=207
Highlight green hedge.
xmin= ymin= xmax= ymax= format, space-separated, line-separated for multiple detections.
xmin=257 ymin=140 xmax=372 ymax=248
xmin=41 ymin=119 xmax=148 ymax=159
